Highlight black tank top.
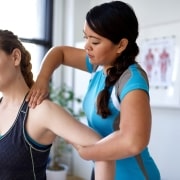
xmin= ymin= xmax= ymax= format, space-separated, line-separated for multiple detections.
xmin=0 ymin=98 xmax=51 ymax=180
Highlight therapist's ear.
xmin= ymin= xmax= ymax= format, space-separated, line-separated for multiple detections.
xmin=117 ymin=38 xmax=128 ymax=54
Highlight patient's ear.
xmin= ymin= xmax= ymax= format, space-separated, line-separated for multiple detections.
xmin=12 ymin=48 xmax=21 ymax=66
xmin=117 ymin=38 xmax=128 ymax=54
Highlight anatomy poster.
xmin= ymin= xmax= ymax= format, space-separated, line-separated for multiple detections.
xmin=141 ymin=37 xmax=175 ymax=88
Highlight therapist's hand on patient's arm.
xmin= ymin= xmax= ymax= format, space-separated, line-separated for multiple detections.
xmin=26 ymin=78 xmax=49 ymax=108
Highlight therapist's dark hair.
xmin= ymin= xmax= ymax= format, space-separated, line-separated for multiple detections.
xmin=86 ymin=1 xmax=139 ymax=118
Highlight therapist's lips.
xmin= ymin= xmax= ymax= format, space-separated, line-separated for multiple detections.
xmin=88 ymin=54 xmax=94 ymax=59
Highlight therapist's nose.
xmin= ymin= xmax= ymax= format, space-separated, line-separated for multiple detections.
xmin=84 ymin=40 xmax=92 ymax=52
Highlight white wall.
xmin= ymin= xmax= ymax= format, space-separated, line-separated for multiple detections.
xmin=53 ymin=0 xmax=180 ymax=179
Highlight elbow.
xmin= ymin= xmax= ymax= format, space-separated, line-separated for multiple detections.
xmin=127 ymin=145 xmax=145 ymax=157
xmin=126 ymin=139 xmax=149 ymax=156
xmin=77 ymin=145 xmax=95 ymax=161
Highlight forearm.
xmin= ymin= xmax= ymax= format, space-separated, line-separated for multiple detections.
xmin=95 ymin=161 xmax=115 ymax=180
xmin=38 ymin=46 xmax=64 ymax=80
xmin=78 ymin=131 xmax=148 ymax=161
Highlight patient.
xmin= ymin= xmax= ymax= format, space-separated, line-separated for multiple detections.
xmin=0 ymin=29 xmax=114 ymax=180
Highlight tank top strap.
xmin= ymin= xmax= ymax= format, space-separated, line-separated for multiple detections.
xmin=20 ymin=100 xmax=29 ymax=116
xmin=14 ymin=94 xmax=30 ymax=138
xmin=19 ymin=92 xmax=29 ymax=115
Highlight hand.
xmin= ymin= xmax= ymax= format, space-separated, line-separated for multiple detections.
xmin=26 ymin=78 xmax=49 ymax=108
